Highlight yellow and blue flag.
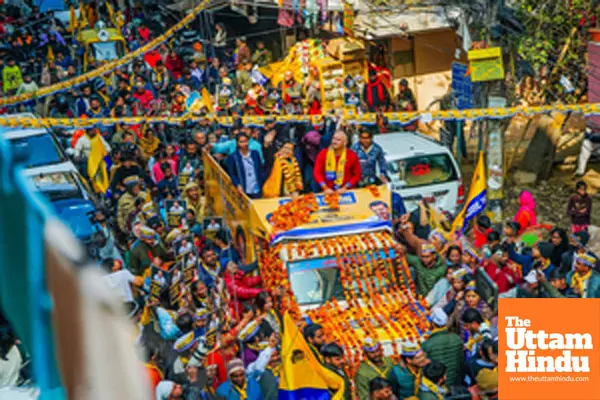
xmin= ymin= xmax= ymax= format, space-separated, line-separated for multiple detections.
xmin=279 ymin=313 xmax=344 ymax=400
xmin=88 ymin=136 xmax=109 ymax=194
xmin=451 ymin=152 xmax=487 ymax=233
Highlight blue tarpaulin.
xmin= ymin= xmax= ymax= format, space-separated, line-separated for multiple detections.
xmin=38 ymin=0 xmax=66 ymax=13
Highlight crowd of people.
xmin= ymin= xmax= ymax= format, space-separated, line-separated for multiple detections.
xmin=4 ymin=100 xmax=600 ymax=399
xmin=2 ymin=3 xmax=600 ymax=400
xmin=0 ymin=0 xmax=422 ymax=123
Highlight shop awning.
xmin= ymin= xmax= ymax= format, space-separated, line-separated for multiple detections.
xmin=354 ymin=6 xmax=454 ymax=39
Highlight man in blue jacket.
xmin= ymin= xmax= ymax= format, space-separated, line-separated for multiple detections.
xmin=226 ymin=133 xmax=265 ymax=198
xmin=217 ymin=358 xmax=264 ymax=400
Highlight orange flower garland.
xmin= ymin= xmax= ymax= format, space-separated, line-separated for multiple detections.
xmin=324 ymin=192 xmax=340 ymax=210
xmin=260 ymin=231 xmax=431 ymax=379
xmin=269 ymin=193 xmax=318 ymax=232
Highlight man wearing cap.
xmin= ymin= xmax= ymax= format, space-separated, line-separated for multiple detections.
xmin=129 ymin=225 xmax=169 ymax=276
xmin=321 ymin=343 xmax=351 ymax=400
xmin=193 ymin=308 xmax=210 ymax=338
xmin=404 ymin=243 xmax=447 ymax=296
xmin=559 ymin=231 xmax=600 ymax=274
xmin=216 ymin=358 xmax=263 ymax=400
xmin=387 ymin=341 xmax=428 ymax=400
xmin=567 ymin=253 xmax=600 ymax=298
xmin=421 ymin=309 xmax=464 ymax=387
xmin=303 ymin=323 xmax=326 ymax=363
xmin=239 ymin=320 xmax=263 ymax=367
xmin=499 ymin=270 xmax=540 ymax=298
xmin=355 ymin=338 xmax=395 ymax=400
xmin=172 ymin=333 xmax=210 ymax=381
xmin=155 ymin=380 xmax=184 ymax=400
xmin=117 ymin=175 xmax=147 ymax=232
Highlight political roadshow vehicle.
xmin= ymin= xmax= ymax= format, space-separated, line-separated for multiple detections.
xmin=203 ymin=151 xmax=430 ymax=368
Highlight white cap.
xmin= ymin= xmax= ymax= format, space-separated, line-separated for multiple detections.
xmin=524 ymin=270 xmax=538 ymax=284
xmin=430 ymin=308 xmax=448 ymax=326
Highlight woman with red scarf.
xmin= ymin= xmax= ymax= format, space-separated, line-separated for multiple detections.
xmin=362 ymin=69 xmax=391 ymax=112
xmin=164 ymin=50 xmax=184 ymax=80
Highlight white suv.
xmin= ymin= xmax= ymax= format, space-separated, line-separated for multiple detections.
xmin=374 ymin=132 xmax=464 ymax=216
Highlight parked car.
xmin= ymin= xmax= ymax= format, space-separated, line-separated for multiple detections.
xmin=23 ymin=162 xmax=121 ymax=261
xmin=374 ymin=132 xmax=464 ymax=216
xmin=1 ymin=126 xmax=71 ymax=170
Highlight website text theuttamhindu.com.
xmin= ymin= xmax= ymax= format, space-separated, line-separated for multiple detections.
xmin=508 ymin=376 xmax=590 ymax=383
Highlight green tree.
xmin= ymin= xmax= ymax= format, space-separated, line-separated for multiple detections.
xmin=515 ymin=0 xmax=598 ymax=103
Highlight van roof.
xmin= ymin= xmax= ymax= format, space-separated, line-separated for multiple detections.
xmin=22 ymin=162 xmax=78 ymax=177
xmin=1 ymin=128 xmax=49 ymax=140
xmin=373 ymin=132 xmax=450 ymax=160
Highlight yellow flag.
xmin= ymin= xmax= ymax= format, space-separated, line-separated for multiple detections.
xmin=201 ymin=88 xmax=214 ymax=114
xmin=79 ymin=1 xmax=88 ymax=28
xmin=451 ymin=152 xmax=487 ymax=233
xmin=47 ymin=46 xmax=55 ymax=62
xmin=279 ymin=313 xmax=344 ymax=400
xmin=69 ymin=5 xmax=77 ymax=33
xmin=87 ymin=136 xmax=109 ymax=194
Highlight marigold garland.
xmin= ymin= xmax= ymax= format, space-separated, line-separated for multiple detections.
xmin=324 ymin=192 xmax=340 ymax=210
xmin=269 ymin=193 xmax=318 ymax=232
xmin=261 ymin=231 xmax=431 ymax=378
xmin=280 ymin=156 xmax=303 ymax=194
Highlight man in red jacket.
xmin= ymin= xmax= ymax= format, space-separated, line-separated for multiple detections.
xmin=481 ymin=245 xmax=512 ymax=294
xmin=313 ymin=131 xmax=361 ymax=194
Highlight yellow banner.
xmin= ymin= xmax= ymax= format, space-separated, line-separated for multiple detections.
xmin=202 ymin=150 xmax=255 ymax=264
xmin=250 ymin=185 xmax=391 ymax=242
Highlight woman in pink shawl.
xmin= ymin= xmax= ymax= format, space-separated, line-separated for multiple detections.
xmin=514 ymin=190 xmax=537 ymax=234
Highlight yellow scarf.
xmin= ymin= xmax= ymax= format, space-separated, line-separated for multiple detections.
xmin=325 ymin=147 xmax=347 ymax=188
xmin=420 ymin=377 xmax=447 ymax=400
xmin=466 ymin=333 xmax=483 ymax=353
xmin=407 ymin=365 xmax=422 ymax=396
xmin=366 ymin=359 xmax=390 ymax=379
xmin=202 ymin=262 xmax=221 ymax=279
xmin=540 ymin=259 xmax=551 ymax=271
xmin=233 ymin=382 xmax=248 ymax=400
xmin=570 ymin=270 xmax=592 ymax=297
xmin=263 ymin=155 xmax=303 ymax=198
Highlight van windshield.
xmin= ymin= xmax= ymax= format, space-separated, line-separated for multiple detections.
xmin=387 ymin=153 xmax=458 ymax=189
xmin=288 ymin=253 xmax=400 ymax=306
xmin=92 ymin=41 xmax=121 ymax=61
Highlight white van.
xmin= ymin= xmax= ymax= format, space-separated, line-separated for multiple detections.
xmin=374 ymin=132 xmax=464 ymax=216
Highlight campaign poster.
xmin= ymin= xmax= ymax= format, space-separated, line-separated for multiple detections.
xmin=166 ymin=199 xmax=187 ymax=227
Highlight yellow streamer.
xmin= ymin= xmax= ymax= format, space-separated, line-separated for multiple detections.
xmin=1 ymin=102 xmax=600 ymax=128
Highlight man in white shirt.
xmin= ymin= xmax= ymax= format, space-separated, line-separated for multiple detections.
xmin=74 ymin=126 xmax=112 ymax=161
xmin=101 ymin=258 xmax=144 ymax=306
